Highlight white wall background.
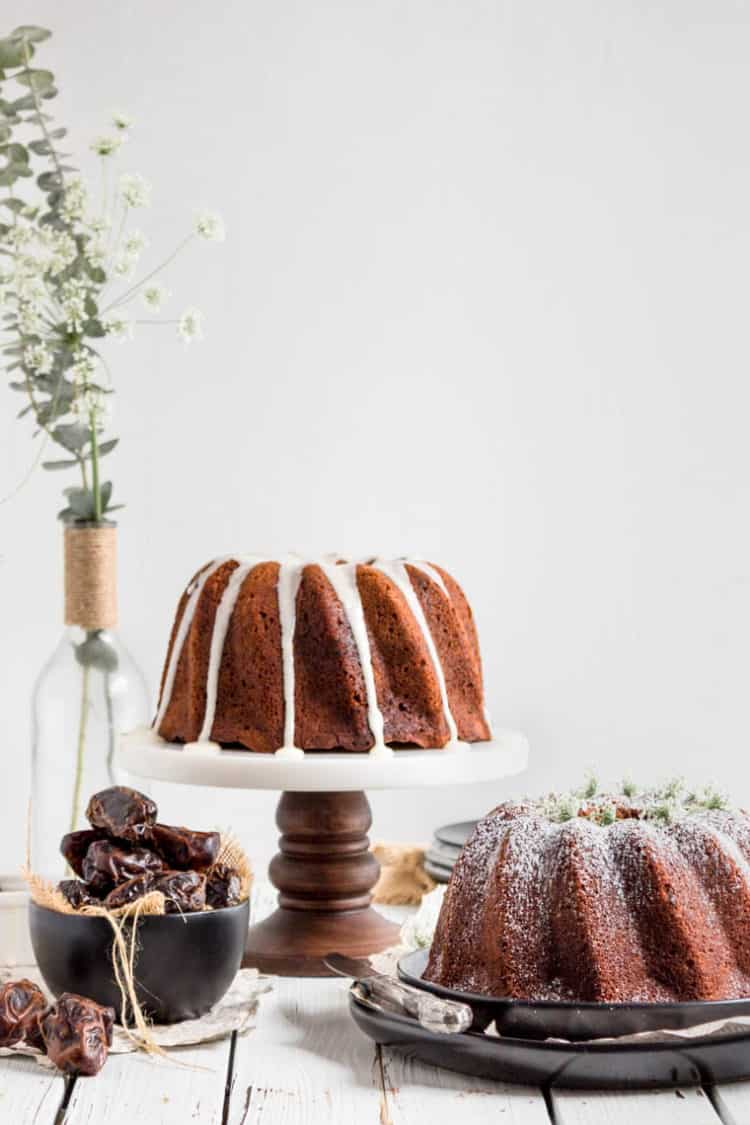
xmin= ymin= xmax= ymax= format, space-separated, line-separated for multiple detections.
xmin=2 ymin=0 xmax=749 ymax=874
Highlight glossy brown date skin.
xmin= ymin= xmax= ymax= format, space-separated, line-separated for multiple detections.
xmin=153 ymin=870 xmax=206 ymax=913
xmin=148 ymin=824 xmax=220 ymax=871
xmin=103 ymin=872 xmax=155 ymax=908
xmin=41 ymin=993 xmax=114 ymax=1076
xmin=0 ymin=979 xmax=47 ymax=1049
xmin=81 ymin=840 xmax=165 ymax=894
xmin=60 ymin=829 xmax=106 ymax=877
xmin=86 ymin=786 xmax=157 ymax=842
xmin=205 ymin=864 xmax=242 ymax=908
xmin=58 ymin=879 xmax=99 ymax=909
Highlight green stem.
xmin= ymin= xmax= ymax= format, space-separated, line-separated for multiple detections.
xmin=70 ymin=661 xmax=91 ymax=833
xmin=89 ymin=411 xmax=102 ymax=519
xmin=102 ymin=233 xmax=195 ymax=311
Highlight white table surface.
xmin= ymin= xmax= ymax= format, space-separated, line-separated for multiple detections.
xmin=3 ymin=906 xmax=750 ymax=1125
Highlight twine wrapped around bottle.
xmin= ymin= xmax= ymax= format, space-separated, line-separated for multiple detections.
xmin=64 ymin=524 xmax=118 ymax=630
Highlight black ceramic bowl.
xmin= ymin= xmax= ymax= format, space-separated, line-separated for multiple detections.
xmin=29 ymin=898 xmax=249 ymax=1024
xmin=399 ymin=948 xmax=750 ymax=1041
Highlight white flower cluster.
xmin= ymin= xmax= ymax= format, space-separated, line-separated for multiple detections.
xmin=178 ymin=307 xmax=203 ymax=343
xmin=119 ymin=172 xmax=151 ymax=209
xmin=194 ymin=211 xmax=225 ymax=242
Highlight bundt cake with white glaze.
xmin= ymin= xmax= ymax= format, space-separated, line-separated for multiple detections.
xmin=153 ymin=556 xmax=491 ymax=756
xmin=425 ymin=780 xmax=750 ymax=1003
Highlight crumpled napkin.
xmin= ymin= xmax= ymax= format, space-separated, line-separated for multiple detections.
xmin=0 ymin=967 xmax=272 ymax=1068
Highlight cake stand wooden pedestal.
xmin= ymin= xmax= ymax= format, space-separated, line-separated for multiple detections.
xmin=118 ymin=732 xmax=528 ymax=976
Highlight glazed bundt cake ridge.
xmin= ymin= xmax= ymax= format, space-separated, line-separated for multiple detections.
xmin=152 ymin=554 xmax=491 ymax=757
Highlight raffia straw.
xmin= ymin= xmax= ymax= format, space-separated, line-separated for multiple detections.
xmin=23 ymin=832 xmax=253 ymax=1063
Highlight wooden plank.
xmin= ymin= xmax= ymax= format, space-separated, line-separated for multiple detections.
xmin=61 ymin=1038 xmax=232 ymax=1125
xmin=711 ymin=1082 xmax=750 ymax=1125
xmin=552 ymin=1087 xmax=720 ymax=1125
xmin=227 ymin=977 xmax=384 ymax=1124
xmin=0 ymin=1055 xmax=66 ymax=1123
xmin=380 ymin=1046 xmax=550 ymax=1125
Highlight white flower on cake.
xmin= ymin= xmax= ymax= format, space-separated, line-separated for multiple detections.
xmin=119 ymin=172 xmax=151 ymax=208
xmin=143 ymin=283 xmax=169 ymax=310
xmin=90 ymin=135 xmax=121 ymax=157
xmin=194 ymin=211 xmax=226 ymax=242
xmin=24 ymin=343 xmax=53 ymax=375
xmin=178 ymin=307 xmax=203 ymax=343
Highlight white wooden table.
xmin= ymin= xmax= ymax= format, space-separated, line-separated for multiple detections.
xmin=3 ymin=973 xmax=750 ymax=1125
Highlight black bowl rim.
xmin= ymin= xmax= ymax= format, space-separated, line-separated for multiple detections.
xmin=350 ymin=984 xmax=750 ymax=1055
xmin=29 ymin=897 xmax=250 ymax=923
xmin=398 ymin=947 xmax=750 ymax=1016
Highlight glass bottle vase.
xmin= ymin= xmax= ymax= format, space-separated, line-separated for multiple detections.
xmin=31 ymin=523 xmax=149 ymax=880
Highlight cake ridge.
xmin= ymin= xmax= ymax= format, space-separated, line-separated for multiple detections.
xmin=425 ymin=780 xmax=750 ymax=1004
xmin=153 ymin=555 xmax=491 ymax=754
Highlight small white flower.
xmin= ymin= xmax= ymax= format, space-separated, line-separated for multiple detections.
xmin=113 ymin=254 xmax=136 ymax=278
xmin=60 ymin=278 xmax=90 ymax=333
xmin=69 ymin=349 xmax=98 ymax=386
xmin=24 ymin=343 xmax=53 ymax=374
xmin=85 ymin=239 xmax=108 ymax=270
xmin=112 ymin=110 xmax=133 ymax=132
xmin=91 ymin=135 xmax=122 ymax=157
xmin=123 ymin=230 xmax=147 ymax=256
xmin=17 ymin=302 xmax=43 ymax=335
xmin=73 ymin=385 xmax=112 ymax=428
xmin=60 ymin=177 xmax=89 ymax=224
xmin=194 ymin=211 xmax=225 ymax=242
xmin=44 ymin=231 xmax=77 ymax=276
xmin=178 ymin=307 xmax=203 ymax=343
xmin=101 ymin=313 xmax=133 ymax=341
xmin=142 ymin=283 xmax=169 ymax=310
xmin=119 ymin=173 xmax=151 ymax=208
xmin=87 ymin=216 xmax=110 ymax=235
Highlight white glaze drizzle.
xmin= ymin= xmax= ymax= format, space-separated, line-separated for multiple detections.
xmin=408 ymin=558 xmax=492 ymax=737
xmin=277 ymin=558 xmax=305 ymax=755
xmin=409 ymin=559 xmax=449 ymax=598
xmin=373 ymin=558 xmax=459 ymax=744
xmin=197 ymin=555 xmax=265 ymax=742
xmin=320 ymin=561 xmax=390 ymax=755
xmin=153 ymin=556 xmax=232 ymax=730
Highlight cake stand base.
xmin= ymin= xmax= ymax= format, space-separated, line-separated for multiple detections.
xmin=118 ymin=730 xmax=529 ymax=976
xmin=243 ymin=790 xmax=399 ymax=976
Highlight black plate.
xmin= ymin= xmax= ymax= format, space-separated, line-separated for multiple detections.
xmin=349 ymin=987 xmax=750 ymax=1089
xmin=398 ymin=948 xmax=750 ymax=1041
xmin=424 ymin=859 xmax=453 ymax=884
xmin=30 ymin=899 xmax=250 ymax=1024
xmin=433 ymin=820 xmax=476 ymax=849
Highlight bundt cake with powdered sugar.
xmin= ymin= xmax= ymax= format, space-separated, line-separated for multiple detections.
xmin=425 ymin=780 xmax=750 ymax=1003
xmin=153 ymin=556 xmax=491 ymax=756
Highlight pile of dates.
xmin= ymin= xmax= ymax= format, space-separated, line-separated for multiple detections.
xmin=58 ymin=786 xmax=243 ymax=914
xmin=0 ymin=979 xmax=113 ymax=1076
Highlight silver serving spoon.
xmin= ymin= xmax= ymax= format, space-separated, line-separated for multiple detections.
xmin=325 ymin=953 xmax=472 ymax=1035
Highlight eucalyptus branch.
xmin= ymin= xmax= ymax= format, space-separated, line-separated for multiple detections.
xmin=1 ymin=24 xmax=223 ymax=523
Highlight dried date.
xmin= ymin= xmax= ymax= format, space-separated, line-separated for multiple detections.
xmin=58 ymin=880 xmax=99 ymax=909
xmin=86 ymin=786 xmax=157 ymax=842
xmin=205 ymin=864 xmax=242 ymax=908
xmin=103 ymin=872 xmax=155 ymax=909
xmin=149 ymin=823 xmax=220 ymax=871
xmin=153 ymin=870 xmax=206 ymax=913
xmin=60 ymin=829 xmax=105 ymax=877
xmin=41 ymin=993 xmax=114 ymax=1076
xmin=0 ymin=979 xmax=47 ymax=1048
xmin=81 ymin=840 xmax=165 ymax=894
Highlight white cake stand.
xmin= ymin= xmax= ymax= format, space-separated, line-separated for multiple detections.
xmin=118 ymin=729 xmax=528 ymax=976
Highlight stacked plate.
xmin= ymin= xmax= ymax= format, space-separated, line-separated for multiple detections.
xmin=424 ymin=820 xmax=476 ymax=883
